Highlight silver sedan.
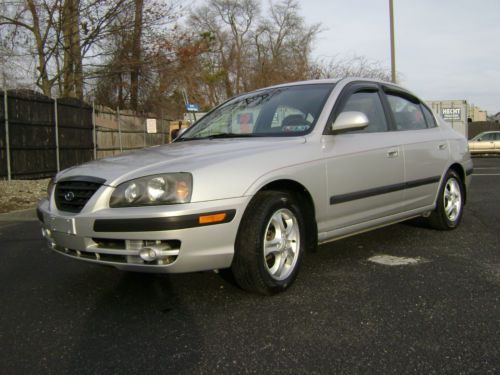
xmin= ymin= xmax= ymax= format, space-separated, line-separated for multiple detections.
xmin=38 ymin=78 xmax=473 ymax=294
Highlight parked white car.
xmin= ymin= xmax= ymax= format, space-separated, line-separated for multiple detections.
xmin=38 ymin=78 xmax=473 ymax=294
xmin=468 ymin=131 xmax=500 ymax=154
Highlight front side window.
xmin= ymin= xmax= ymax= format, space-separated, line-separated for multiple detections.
xmin=387 ymin=94 xmax=427 ymax=131
xmin=474 ymin=132 xmax=495 ymax=141
xmin=337 ymin=91 xmax=388 ymax=133
xmin=178 ymin=84 xmax=334 ymax=140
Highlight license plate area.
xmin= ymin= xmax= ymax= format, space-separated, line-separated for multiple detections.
xmin=49 ymin=215 xmax=76 ymax=235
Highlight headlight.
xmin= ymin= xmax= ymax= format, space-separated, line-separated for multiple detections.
xmin=110 ymin=173 xmax=193 ymax=207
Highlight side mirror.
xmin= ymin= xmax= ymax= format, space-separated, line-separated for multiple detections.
xmin=331 ymin=111 xmax=369 ymax=133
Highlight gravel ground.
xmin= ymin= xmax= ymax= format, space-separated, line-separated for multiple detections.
xmin=0 ymin=179 xmax=50 ymax=213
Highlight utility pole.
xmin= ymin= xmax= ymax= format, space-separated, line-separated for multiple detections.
xmin=389 ymin=0 xmax=397 ymax=83
xmin=54 ymin=97 xmax=60 ymax=172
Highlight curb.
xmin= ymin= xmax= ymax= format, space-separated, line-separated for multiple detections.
xmin=0 ymin=208 xmax=37 ymax=222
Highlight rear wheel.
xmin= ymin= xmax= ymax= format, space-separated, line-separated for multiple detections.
xmin=231 ymin=191 xmax=305 ymax=295
xmin=428 ymin=169 xmax=464 ymax=230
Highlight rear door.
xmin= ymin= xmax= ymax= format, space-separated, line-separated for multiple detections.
xmin=383 ymin=90 xmax=449 ymax=210
xmin=321 ymin=83 xmax=404 ymax=232
xmin=472 ymin=133 xmax=496 ymax=153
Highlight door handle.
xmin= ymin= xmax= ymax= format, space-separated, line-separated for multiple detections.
xmin=387 ymin=149 xmax=399 ymax=158
xmin=439 ymin=143 xmax=447 ymax=150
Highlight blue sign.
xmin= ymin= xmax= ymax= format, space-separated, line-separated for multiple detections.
xmin=186 ymin=103 xmax=200 ymax=112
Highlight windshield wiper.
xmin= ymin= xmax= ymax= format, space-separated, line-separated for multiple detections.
xmin=180 ymin=133 xmax=255 ymax=141
xmin=206 ymin=133 xmax=255 ymax=139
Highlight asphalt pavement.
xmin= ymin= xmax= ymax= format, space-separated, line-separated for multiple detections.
xmin=0 ymin=157 xmax=498 ymax=374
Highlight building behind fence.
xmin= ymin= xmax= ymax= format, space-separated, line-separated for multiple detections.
xmin=1 ymin=89 xmax=174 ymax=180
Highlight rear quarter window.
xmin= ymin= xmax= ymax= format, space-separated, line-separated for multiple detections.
xmin=421 ymin=105 xmax=437 ymax=128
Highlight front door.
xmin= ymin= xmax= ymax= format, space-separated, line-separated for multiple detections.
xmin=321 ymin=87 xmax=404 ymax=233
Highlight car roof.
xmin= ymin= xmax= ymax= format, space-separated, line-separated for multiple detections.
xmin=227 ymin=78 xmax=425 ymax=110
xmin=263 ymin=77 xmax=406 ymax=90
xmin=246 ymin=78 xmax=415 ymax=100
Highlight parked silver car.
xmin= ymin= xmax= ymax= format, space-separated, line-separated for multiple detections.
xmin=38 ymin=78 xmax=473 ymax=294
xmin=468 ymin=131 xmax=500 ymax=154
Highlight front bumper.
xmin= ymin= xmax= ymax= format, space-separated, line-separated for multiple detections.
xmin=37 ymin=195 xmax=250 ymax=273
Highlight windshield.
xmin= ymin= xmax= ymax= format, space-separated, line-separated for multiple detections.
xmin=178 ymin=83 xmax=334 ymax=140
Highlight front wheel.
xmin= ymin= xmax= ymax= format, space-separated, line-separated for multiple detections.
xmin=231 ymin=191 xmax=305 ymax=295
xmin=428 ymin=169 xmax=464 ymax=230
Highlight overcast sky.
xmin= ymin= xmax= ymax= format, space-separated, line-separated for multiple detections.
xmin=298 ymin=0 xmax=500 ymax=114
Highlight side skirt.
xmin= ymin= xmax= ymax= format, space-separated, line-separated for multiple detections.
xmin=317 ymin=204 xmax=435 ymax=245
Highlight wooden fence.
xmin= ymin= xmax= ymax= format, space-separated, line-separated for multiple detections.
xmin=0 ymin=90 xmax=94 ymax=179
xmin=94 ymin=106 xmax=171 ymax=159
xmin=0 ymin=90 xmax=173 ymax=180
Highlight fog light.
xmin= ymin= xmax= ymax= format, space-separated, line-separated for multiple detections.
xmin=42 ymin=228 xmax=56 ymax=249
xmin=139 ymin=247 xmax=157 ymax=262
xmin=139 ymin=243 xmax=176 ymax=262
xmin=41 ymin=228 xmax=50 ymax=238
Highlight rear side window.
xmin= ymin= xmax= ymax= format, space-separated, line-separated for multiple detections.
xmin=387 ymin=94 xmax=427 ymax=131
xmin=421 ymin=105 xmax=437 ymax=128
xmin=339 ymin=91 xmax=388 ymax=133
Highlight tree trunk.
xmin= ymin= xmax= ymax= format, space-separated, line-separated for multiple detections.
xmin=26 ymin=0 xmax=51 ymax=96
xmin=130 ymin=0 xmax=144 ymax=110
xmin=62 ymin=0 xmax=83 ymax=99
xmin=72 ymin=0 xmax=83 ymax=99
xmin=118 ymin=72 xmax=124 ymax=108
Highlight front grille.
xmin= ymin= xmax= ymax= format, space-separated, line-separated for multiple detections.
xmin=55 ymin=178 xmax=104 ymax=213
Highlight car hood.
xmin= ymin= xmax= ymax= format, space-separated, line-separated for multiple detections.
xmin=56 ymin=137 xmax=307 ymax=187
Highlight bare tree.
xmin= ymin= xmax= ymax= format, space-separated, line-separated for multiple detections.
xmin=0 ymin=0 xmax=61 ymax=95
xmin=189 ymin=0 xmax=260 ymax=98
xmin=1 ymin=0 xmax=393 ymax=120
xmin=129 ymin=0 xmax=144 ymax=110
xmin=0 ymin=0 xmax=137 ymax=98
xmin=92 ymin=0 xmax=181 ymax=111
xmin=62 ymin=0 xmax=83 ymax=97
xmin=185 ymin=0 xmax=319 ymax=105
xmin=212 ymin=0 xmax=259 ymax=94
xmin=252 ymin=0 xmax=320 ymax=88
xmin=311 ymin=55 xmax=392 ymax=81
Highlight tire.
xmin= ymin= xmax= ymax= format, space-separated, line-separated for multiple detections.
xmin=231 ymin=190 xmax=305 ymax=295
xmin=428 ymin=169 xmax=464 ymax=230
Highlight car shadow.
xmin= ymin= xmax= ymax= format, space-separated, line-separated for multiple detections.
xmin=400 ymin=217 xmax=433 ymax=229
